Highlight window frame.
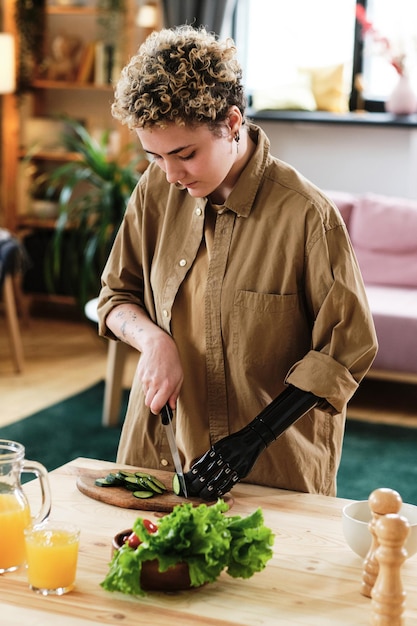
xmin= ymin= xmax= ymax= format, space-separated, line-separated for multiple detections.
xmin=350 ymin=0 xmax=388 ymax=112
xmin=233 ymin=0 xmax=399 ymax=115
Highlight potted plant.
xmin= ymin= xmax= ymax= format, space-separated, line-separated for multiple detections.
xmin=25 ymin=164 xmax=60 ymax=219
xmin=15 ymin=0 xmax=46 ymax=94
xmin=44 ymin=118 xmax=146 ymax=308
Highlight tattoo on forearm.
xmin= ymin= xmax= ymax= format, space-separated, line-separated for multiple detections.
xmin=113 ymin=309 xmax=143 ymax=348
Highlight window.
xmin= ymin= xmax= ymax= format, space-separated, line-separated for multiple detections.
xmin=234 ymin=0 xmax=357 ymax=112
xmin=360 ymin=0 xmax=417 ymax=102
xmin=234 ymin=0 xmax=417 ymax=113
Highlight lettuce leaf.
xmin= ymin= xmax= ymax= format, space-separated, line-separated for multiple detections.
xmin=226 ymin=508 xmax=275 ymax=578
xmin=101 ymin=499 xmax=274 ymax=596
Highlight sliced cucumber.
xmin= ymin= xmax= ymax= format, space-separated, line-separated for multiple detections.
xmin=148 ymin=476 xmax=167 ymax=491
xmin=95 ymin=478 xmax=116 ymax=487
xmin=124 ymin=476 xmax=140 ymax=485
xmin=95 ymin=470 xmax=168 ymax=499
xmin=172 ymin=474 xmax=183 ymax=496
xmin=124 ymin=482 xmax=140 ymax=491
xmin=104 ymin=472 xmax=125 ymax=486
xmin=141 ymin=477 xmax=164 ymax=494
xmin=117 ymin=470 xmax=136 ymax=478
xmin=132 ymin=490 xmax=154 ymax=499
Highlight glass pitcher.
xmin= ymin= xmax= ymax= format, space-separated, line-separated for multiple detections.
xmin=0 ymin=439 xmax=51 ymax=574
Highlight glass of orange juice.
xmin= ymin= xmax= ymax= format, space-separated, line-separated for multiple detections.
xmin=24 ymin=520 xmax=80 ymax=595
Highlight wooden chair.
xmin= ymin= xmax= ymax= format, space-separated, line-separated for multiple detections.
xmin=1 ymin=234 xmax=26 ymax=373
xmin=84 ymin=298 xmax=129 ymax=427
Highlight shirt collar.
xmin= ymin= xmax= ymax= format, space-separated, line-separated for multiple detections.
xmin=223 ymin=123 xmax=271 ymax=218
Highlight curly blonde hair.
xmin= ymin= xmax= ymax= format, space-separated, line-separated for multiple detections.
xmin=111 ymin=25 xmax=246 ymax=130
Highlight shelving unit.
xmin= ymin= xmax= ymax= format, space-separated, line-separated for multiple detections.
xmin=1 ymin=0 xmax=159 ymax=229
xmin=1 ymin=0 xmax=161 ymax=308
xmin=17 ymin=1 xmax=131 ymax=224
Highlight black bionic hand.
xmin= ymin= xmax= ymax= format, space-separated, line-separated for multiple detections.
xmin=184 ymin=385 xmax=320 ymax=500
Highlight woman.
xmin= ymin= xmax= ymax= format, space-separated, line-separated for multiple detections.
xmin=97 ymin=25 xmax=377 ymax=499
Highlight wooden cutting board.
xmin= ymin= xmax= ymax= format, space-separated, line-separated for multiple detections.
xmin=76 ymin=466 xmax=233 ymax=513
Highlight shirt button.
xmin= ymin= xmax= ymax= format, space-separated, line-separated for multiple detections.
xmin=195 ymin=207 xmax=202 ymax=216
xmin=179 ymin=259 xmax=187 ymax=267
xmin=163 ymin=309 xmax=169 ymax=318
xmin=161 ymin=458 xmax=169 ymax=467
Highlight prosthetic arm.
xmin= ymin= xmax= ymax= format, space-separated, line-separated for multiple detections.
xmin=183 ymin=385 xmax=322 ymax=500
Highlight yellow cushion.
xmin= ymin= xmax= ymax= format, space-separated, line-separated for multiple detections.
xmin=252 ymin=72 xmax=317 ymax=111
xmin=301 ymin=64 xmax=349 ymax=113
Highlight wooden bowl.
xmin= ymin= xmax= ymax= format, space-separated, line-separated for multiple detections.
xmin=112 ymin=529 xmax=192 ymax=591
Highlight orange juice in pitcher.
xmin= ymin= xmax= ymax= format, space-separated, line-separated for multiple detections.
xmin=0 ymin=440 xmax=51 ymax=574
xmin=0 ymin=493 xmax=31 ymax=571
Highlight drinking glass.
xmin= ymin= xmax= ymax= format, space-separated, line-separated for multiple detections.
xmin=24 ymin=519 xmax=80 ymax=595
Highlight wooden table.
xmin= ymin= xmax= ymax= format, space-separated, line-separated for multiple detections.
xmin=2 ymin=458 xmax=417 ymax=626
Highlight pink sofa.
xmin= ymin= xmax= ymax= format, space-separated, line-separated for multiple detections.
xmin=326 ymin=190 xmax=417 ymax=381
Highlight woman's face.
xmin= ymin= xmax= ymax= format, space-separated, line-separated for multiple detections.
xmin=136 ymin=122 xmax=238 ymax=202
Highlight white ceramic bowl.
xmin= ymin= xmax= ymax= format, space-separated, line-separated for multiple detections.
xmin=342 ymin=500 xmax=417 ymax=558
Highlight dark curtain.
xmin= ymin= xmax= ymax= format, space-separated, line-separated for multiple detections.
xmin=161 ymin=0 xmax=237 ymax=36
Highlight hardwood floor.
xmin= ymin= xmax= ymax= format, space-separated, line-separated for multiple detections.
xmin=1 ymin=312 xmax=417 ymax=428
xmin=0 ymin=312 xmax=138 ymax=428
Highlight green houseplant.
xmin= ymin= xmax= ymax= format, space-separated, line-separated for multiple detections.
xmin=45 ymin=118 xmax=145 ymax=308
xmin=15 ymin=0 xmax=46 ymax=94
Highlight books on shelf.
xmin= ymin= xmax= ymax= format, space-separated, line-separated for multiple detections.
xmin=94 ymin=41 xmax=121 ymax=86
xmin=76 ymin=41 xmax=120 ymax=85
xmin=76 ymin=42 xmax=96 ymax=83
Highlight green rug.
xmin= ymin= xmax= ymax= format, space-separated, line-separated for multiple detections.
xmin=0 ymin=382 xmax=125 ymax=476
xmin=1 ymin=382 xmax=416 ymax=504
xmin=337 ymin=419 xmax=417 ymax=504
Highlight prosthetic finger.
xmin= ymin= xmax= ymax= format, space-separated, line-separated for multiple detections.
xmin=186 ymin=461 xmax=239 ymax=500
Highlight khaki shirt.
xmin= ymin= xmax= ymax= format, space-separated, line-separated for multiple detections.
xmin=98 ymin=124 xmax=377 ymax=496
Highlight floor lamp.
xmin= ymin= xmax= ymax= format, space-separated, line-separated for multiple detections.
xmin=0 ymin=33 xmax=15 ymax=95
xmin=1 ymin=31 xmax=16 ymax=222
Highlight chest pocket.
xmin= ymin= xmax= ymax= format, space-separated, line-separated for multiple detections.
xmin=231 ymin=290 xmax=309 ymax=369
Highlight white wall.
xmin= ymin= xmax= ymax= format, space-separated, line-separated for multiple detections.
xmin=256 ymin=120 xmax=417 ymax=199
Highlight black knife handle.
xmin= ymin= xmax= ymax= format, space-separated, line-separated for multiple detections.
xmin=160 ymin=403 xmax=173 ymax=426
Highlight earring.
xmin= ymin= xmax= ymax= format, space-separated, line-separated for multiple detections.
xmin=234 ymin=131 xmax=240 ymax=153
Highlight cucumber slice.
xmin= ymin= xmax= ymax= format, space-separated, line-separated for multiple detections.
xmin=118 ymin=470 xmax=136 ymax=478
xmin=148 ymin=476 xmax=167 ymax=491
xmin=115 ymin=471 xmax=131 ymax=481
xmin=134 ymin=472 xmax=166 ymax=491
xmin=95 ymin=478 xmax=116 ymax=487
xmin=132 ymin=490 xmax=154 ymax=499
xmin=104 ymin=473 xmax=124 ymax=486
xmin=124 ymin=482 xmax=140 ymax=491
xmin=141 ymin=477 xmax=164 ymax=494
xmin=172 ymin=474 xmax=183 ymax=496
xmin=124 ymin=476 xmax=140 ymax=485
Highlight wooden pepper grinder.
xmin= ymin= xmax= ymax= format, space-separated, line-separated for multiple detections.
xmin=371 ymin=513 xmax=410 ymax=626
xmin=361 ymin=488 xmax=403 ymax=598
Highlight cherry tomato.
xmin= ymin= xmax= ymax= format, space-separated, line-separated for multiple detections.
xmin=126 ymin=531 xmax=141 ymax=549
xmin=143 ymin=519 xmax=158 ymax=533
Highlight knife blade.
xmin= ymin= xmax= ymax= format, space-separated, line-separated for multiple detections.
xmin=160 ymin=404 xmax=188 ymax=498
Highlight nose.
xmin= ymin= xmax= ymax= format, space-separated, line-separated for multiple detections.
xmin=164 ymin=160 xmax=185 ymax=185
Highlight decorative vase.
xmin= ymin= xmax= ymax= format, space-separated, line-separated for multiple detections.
xmin=385 ymin=74 xmax=417 ymax=115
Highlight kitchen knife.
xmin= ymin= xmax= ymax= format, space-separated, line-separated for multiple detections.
xmin=160 ymin=404 xmax=188 ymax=498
